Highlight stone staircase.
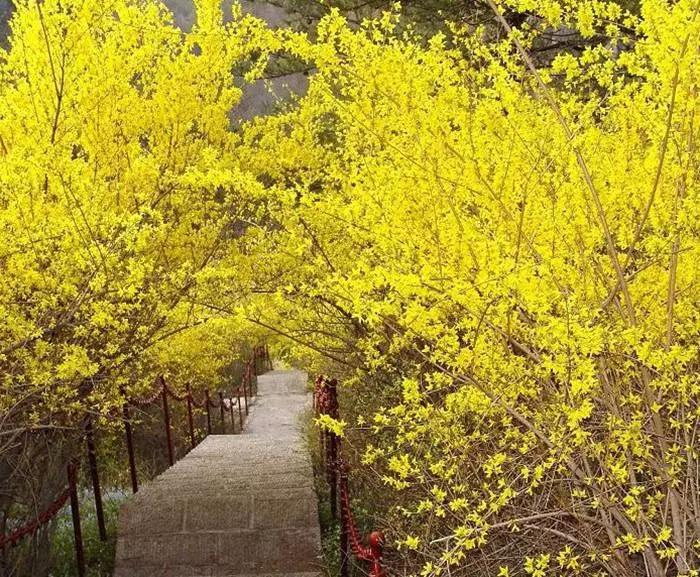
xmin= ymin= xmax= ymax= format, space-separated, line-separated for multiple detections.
xmin=113 ymin=370 xmax=322 ymax=577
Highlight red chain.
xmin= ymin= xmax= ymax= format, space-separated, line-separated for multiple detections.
xmin=340 ymin=479 xmax=385 ymax=572
xmin=163 ymin=382 xmax=188 ymax=402
xmin=0 ymin=487 xmax=71 ymax=550
xmin=315 ymin=376 xmax=385 ymax=577
xmin=131 ymin=378 xmax=209 ymax=409
xmin=189 ymin=392 xmax=205 ymax=409
xmin=130 ymin=381 xmax=164 ymax=407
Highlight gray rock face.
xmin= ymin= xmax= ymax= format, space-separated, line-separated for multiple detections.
xmin=162 ymin=0 xmax=308 ymax=120
xmin=113 ymin=370 xmax=323 ymax=577
xmin=0 ymin=0 xmax=291 ymax=42
xmin=0 ymin=0 xmax=12 ymax=46
xmin=163 ymin=0 xmax=294 ymax=31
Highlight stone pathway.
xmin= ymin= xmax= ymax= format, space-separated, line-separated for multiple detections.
xmin=113 ymin=370 xmax=322 ymax=577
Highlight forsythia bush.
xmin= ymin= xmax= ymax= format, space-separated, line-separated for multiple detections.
xmin=1 ymin=0 xmax=699 ymax=576
xmin=0 ymin=0 xmax=273 ymax=423
xmin=0 ymin=1 xmax=272 ymax=557
xmin=238 ymin=1 xmax=700 ymax=576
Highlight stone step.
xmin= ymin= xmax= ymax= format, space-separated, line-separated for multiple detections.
xmin=116 ymin=527 xmax=322 ymax=573
xmin=118 ymin=489 xmax=318 ymax=535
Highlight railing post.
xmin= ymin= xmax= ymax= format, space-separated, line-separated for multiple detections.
xmin=121 ymin=393 xmax=138 ymax=494
xmin=315 ymin=376 xmax=325 ymax=472
xmin=219 ymin=391 xmax=226 ymax=433
xmin=186 ymin=384 xmax=196 ymax=450
xmin=326 ymin=378 xmax=339 ymax=520
xmin=241 ymin=369 xmax=249 ymax=416
xmin=236 ymin=391 xmax=244 ymax=432
xmin=229 ymin=393 xmax=237 ymax=433
xmin=339 ymin=469 xmax=349 ymax=577
xmin=67 ymin=462 xmax=86 ymax=577
xmin=253 ymin=357 xmax=259 ymax=396
xmin=316 ymin=375 xmax=386 ymax=577
xmin=205 ymin=389 xmax=212 ymax=435
xmin=85 ymin=418 xmax=107 ymax=541
xmin=162 ymin=380 xmax=174 ymax=466
xmin=328 ymin=432 xmax=338 ymax=520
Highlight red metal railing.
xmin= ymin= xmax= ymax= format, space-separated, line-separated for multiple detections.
xmin=0 ymin=345 xmax=272 ymax=577
xmin=314 ymin=375 xmax=385 ymax=577
xmin=122 ymin=370 xmax=248 ymax=487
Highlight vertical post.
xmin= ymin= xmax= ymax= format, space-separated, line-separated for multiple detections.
xmin=328 ymin=379 xmax=340 ymax=519
xmin=251 ymin=358 xmax=258 ymax=397
xmin=162 ymin=382 xmax=174 ymax=466
xmin=339 ymin=470 xmax=349 ymax=577
xmin=67 ymin=462 xmax=86 ymax=577
xmin=85 ymin=418 xmax=107 ymax=541
xmin=236 ymin=390 xmax=244 ymax=431
xmin=218 ymin=391 xmax=226 ymax=434
xmin=328 ymin=432 xmax=337 ymax=520
xmin=246 ymin=361 xmax=252 ymax=398
xmin=320 ymin=427 xmax=326 ymax=472
xmin=205 ymin=390 xmax=212 ymax=435
xmin=243 ymin=367 xmax=250 ymax=415
xmin=229 ymin=393 xmax=237 ymax=433
xmin=186 ymin=384 xmax=196 ymax=450
xmin=122 ymin=397 xmax=138 ymax=494
xmin=316 ymin=376 xmax=325 ymax=471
